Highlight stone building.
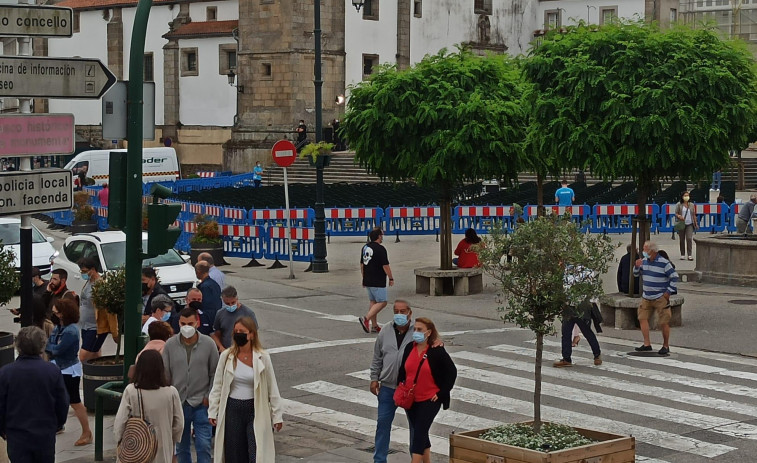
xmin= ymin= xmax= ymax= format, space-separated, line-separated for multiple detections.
xmin=35 ymin=0 xmax=678 ymax=173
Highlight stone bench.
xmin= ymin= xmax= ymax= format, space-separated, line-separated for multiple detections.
xmin=599 ymin=292 xmax=684 ymax=330
xmin=414 ymin=267 xmax=483 ymax=296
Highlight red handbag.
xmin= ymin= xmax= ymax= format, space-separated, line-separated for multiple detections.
xmin=394 ymin=353 xmax=427 ymax=410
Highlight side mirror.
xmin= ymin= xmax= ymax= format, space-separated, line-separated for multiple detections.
xmin=46 ymin=236 xmax=54 ymax=243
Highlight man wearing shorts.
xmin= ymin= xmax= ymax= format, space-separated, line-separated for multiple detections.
xmin=359 ymin=228 xmax=394 ymax=333
xmin=77 ymin=258 xmax=108 ymax=363
xmin=633 ymin=241 xmax=678 ymax=356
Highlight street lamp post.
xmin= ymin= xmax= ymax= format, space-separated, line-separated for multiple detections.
xmin=312 ymin=0 xmax=328 ymax=272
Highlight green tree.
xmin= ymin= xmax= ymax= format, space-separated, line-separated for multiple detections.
xmin=0 ymin=242 xmax=20 ymax=307
xmin=478 ymin=216 xmax=615 ymax=432
xmin=341 ymin=49 xmax=527 ymax=269
xmin=524 ymin=21 xmax=757 ymax=264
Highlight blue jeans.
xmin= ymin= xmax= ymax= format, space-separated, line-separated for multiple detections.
xmin=176 ymin=402 xmax=212 ymax=463
xmin=374 ymin=385 xmax=396 ymax=463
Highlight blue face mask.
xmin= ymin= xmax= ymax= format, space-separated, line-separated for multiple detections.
xmin=642 ymin=251 xmax=650 ymax=259
xmin=161 ymin=312 xmax=171 ymax=322
xmin=224 ymin=304 xmax=237 ymax=313
xmin=81 ymin=273 xmax=90 ymax=281
xmin=412 ymin=331 xmax=427 ymax=344
xmin=393 ymin=314 xmax=409 ymax=326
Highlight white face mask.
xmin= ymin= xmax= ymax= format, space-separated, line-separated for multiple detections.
xmin=180 ymin=325 xmax=196 ymax=339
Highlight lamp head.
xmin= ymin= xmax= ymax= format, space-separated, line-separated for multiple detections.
xmin=150 ymin=184 xmax=173 ymax=200
xmin=352 ymin=0 xmax=364 ymax=13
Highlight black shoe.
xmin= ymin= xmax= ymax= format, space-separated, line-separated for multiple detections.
xmin=635 ymin=344 xmax=653 ymax=352
xmin=658 ymin=347 xmax=670 ymax=356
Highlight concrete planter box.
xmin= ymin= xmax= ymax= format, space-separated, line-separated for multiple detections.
xmin=449 ymin=423 xmax=635 ymax=463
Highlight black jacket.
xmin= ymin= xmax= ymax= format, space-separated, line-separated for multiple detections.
xmin=143 ymin=283 xmax=170 ymax=315
xmin=397 ymin=343 xmax=457 ymax=410
xmin=617 ymin=252 xmax=640 ymax=295
xmin=0 ymin=355 xmax=68 ymax=442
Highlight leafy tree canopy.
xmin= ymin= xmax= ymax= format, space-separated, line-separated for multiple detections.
xmin=0 ymin=243 xmax=20 ymax=306
xmin=524 ymin=21 xmax=757 ymax=186
xmin=341 ymin=48 xmax=528 ymax=190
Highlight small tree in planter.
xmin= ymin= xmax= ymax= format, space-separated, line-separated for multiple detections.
xmin=190 ymin=214 xmax=225 ymax=265
xmin=72 ymin=191 xmax=97 ymax=233
xmin=0 ymin=241 xmax=20 ymax=308
xmin=299 ymin=141 xmax=334 ymax=167
xmin=475 ymin=215 xmax=615 ymax=449
xmin=91 ymin=267 xmax=126 ymax=362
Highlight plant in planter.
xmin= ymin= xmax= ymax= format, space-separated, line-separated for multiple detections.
xmin=0 ymin=241 xmax=20 ymax=307
xmin=0 ymin=242 xmax=20 ymax=368
xmin=91 ymin=267 xmax=126 ymax=362
xmin=72 ymin=191 xmax=97 ymax=233
xmin=189 ymin=214 xmax=226 ymax=266
xmin=299 ymin=141 xmax=334 ymax=167
xmin=463 ymin=215 xmax=623 ymax=461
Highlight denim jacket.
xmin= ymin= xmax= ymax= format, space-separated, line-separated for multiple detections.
xmin=46 ymin=324 xmax=80 ymax=371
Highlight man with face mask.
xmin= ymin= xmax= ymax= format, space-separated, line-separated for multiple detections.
xmin=141 ymin=267 xmax=169 ymax=325
xmin=76 ymin=258 xmax=107 ymax=363
xmin=210 ymin=286 xmax=259 ymax=352
xmin=368 ymin=300 xmax=415 ymax=463
xmin=162 ymin=306 xmax=219 ymax=463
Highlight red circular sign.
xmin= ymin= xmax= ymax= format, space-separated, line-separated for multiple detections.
xmin=271 ymin=140 xmax=297 ymax=168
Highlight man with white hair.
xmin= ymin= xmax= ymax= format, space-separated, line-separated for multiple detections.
xmin=633 ymin=241 xmax=679 ymax=355
xmin=736 ymin=193 xmax=757 ymax=234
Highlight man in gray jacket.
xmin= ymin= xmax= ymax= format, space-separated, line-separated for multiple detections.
xmin=163 ymin=306 xmax=219 ymax=463
xmin=369 ymin=300 xmax=414 ymax=463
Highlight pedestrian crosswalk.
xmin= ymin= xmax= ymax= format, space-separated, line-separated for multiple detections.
xmin=279 ymin=336 xmax=757 ymax=461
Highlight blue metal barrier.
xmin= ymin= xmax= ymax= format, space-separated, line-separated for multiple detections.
xmin=592 ymin=204 xmax=659 ymax=234
xmin=220 ymin=224 xmax=266 ymax=259
xmin=251 ymin=208 xmax=314 ymax=228
xmin=453 ymin=205 xmax=524 ymax=234
xmin=384 ymin=206 xmax=440 ymax=238
xmin=325 ymin=207 xmax=384 ymax=236
xmin=265 ymin=227 xmax=314 ymax=262
xmin=525 ymin=205 xmax=590 ymax=231
xmin=658 ymin=203 xmax=727 ymax=233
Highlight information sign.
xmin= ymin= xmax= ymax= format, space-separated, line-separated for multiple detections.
xmin=0 ymin=169 xmax=73 ymax=216
xmin=0 ymin=56 xmax=116 ymax=99
xmin=0 ymin=5 xmax=72 ymax=37
xmin=0 ymin=113 xmax=74 ymax=156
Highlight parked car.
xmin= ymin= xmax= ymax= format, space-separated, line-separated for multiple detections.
xmin=51 ymin=231 xmax=195 ymax=306
xmin=0 ymin=217 xmax=57 ymax=276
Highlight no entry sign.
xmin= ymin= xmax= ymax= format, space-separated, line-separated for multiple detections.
xmin=271 ymin=140 xmax=297 ymax=168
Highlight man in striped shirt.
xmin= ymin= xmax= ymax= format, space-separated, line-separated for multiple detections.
xmin=633 ymin=240 xmax=678 ymax=355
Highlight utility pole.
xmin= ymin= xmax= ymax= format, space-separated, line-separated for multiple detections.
xmin=18 ymin=0 xmax=33 ymax=328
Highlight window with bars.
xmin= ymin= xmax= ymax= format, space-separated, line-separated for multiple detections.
xmin=181 ymin=48 xmax=199 ymax=76
xmin=474 ymin=0 xmax=492 ymax=15
xmin=143 ymin=53 xmax=154 ymax=82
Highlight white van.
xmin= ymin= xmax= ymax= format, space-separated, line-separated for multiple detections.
xmin=64 ymin=147 xmax=180 ymax=186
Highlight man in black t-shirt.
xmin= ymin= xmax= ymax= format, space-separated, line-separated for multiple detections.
xmin=358 ymin=228 xmax=394 ymax=334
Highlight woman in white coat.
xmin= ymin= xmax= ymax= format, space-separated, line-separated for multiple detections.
xmin=208 ymin=316 xmax=283 ymax=463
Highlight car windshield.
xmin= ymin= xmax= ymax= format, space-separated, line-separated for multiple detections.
xmin=100 ymin=240 xmax=186 ymax=270
xmin=0 ymin=223 xmax=47 ymax=245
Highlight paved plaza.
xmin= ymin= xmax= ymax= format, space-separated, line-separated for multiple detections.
xmin=2 ymin=216 xmax=757 ymax=462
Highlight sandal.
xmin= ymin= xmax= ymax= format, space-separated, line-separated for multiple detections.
xmin=75 ymin=432 xmax=93 ymax=446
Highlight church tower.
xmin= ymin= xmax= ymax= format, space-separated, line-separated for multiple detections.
xmin=224 ymin=0 xmax=346 ymax=172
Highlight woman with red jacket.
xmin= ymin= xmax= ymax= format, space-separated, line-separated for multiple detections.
xmin=453 ymin=228 xmax=482 ymax=268
xmin=397 ymin=317 xmax=457 ymax=463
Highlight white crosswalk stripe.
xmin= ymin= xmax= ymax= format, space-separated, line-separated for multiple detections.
xmin=495 ymin=341 xmax=757 ymax=400
xmin=283 ymin=337 xmax=757 ymax=462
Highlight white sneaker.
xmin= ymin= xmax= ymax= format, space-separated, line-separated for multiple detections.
xmin=680 ymin=256 xmax=686 ymax=260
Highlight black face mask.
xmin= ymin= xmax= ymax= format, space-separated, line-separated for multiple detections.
xmin=51 ymin=313 xmax=61 ymax=326
xmin=141 ymin=283 xmax=149 ymax=295
xmin=233 ymin=332 xmax=249 ymax=347
xmin=188 ymin=301 xmax=202 ymax=311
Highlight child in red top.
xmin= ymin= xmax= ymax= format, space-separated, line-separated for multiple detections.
xmin=453 ymin=228 xmax=482 ymax=268
xmin=398 ymin=317 xmax=457 ymax=463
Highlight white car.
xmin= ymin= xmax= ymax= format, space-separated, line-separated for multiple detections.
xmin=52 ymin=231 xmax=196 ymax=305
xmin=0 ymin=217 xmax=57 ymax=276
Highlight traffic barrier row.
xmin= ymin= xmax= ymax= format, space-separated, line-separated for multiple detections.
xmin=142 ymin=172 xmax=257 ymax=195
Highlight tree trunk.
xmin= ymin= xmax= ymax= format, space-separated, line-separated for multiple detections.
xmin=536 ymin=173 xmax=545 ymax=217
xmin=534 ymin=331 xmax=543 ymax=433
xmin=630 ymin=178 xmax=652 ymax=296
xmin=440 ymin=194 xmax=453 ymax=270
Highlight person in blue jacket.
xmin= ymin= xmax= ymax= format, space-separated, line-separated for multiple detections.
xmin=47 ymin=297 xmax=93 ymax=446
xmin=0 ymin=326 xmax=68 ymax=463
